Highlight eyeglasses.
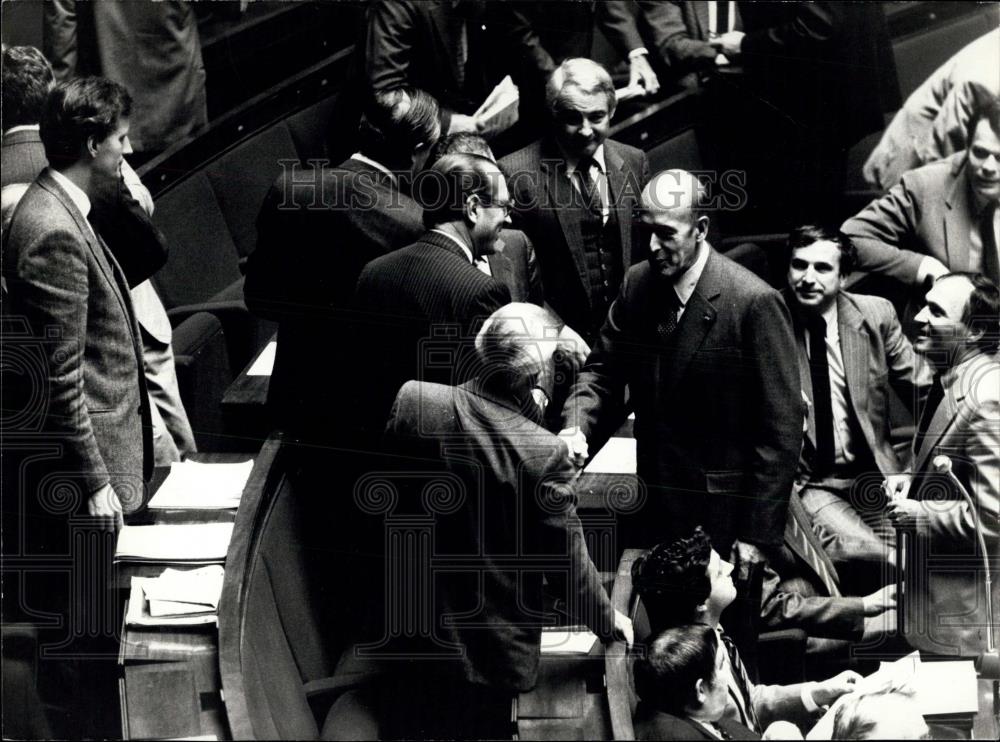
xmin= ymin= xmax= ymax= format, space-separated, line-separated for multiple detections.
xmin=472 ymin=194 xmax=514 ymax=217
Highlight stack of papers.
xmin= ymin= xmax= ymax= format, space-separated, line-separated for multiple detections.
xmin=147 ymin=459 xmax=253 ymax=510
xmin=115 ymin=523 xmax=234 ymax=564
xmin=125 ymin=565 xmax=223 ymax=626
xmin=474 ymin=76 xmax=519 ymax=138
xmin=247 ymin=341 xmax=277 ymax=377
xmin=583 ymin=437 xmax=636 ymax=475
xmin=540 ymin=627 xmax=598 ymax=654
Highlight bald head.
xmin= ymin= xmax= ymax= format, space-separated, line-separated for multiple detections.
xmin=640 ymin=170 xmax=709 ymax=280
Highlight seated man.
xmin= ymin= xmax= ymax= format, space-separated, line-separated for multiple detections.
xmin=379 ymin=302 xmax=631 ymax=740
xmin=632 ymin=527 xmax=861 ymax=734
xmin=633 ymin=624 xmax=760 ymax=740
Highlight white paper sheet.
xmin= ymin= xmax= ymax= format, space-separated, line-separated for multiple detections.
xmin=247 ymin=340 xmax=277 ymax=377
xmin=583 ymin=437 xmax=636 ymax=475
xmin=540 ymin=628 xmax=598 ymax=654
xmin=125 ymin=577 xmax=218 ymax=627
xmin=147 ymin=459 xmax=253 ymax=510
xmin=115 ymin=523 xmax=234 ymax=563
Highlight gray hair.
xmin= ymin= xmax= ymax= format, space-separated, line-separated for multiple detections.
xmin=475 ymin=303 xmax=561 ymax=390
xmin=545 ymin=58 xmax=616 ymax=115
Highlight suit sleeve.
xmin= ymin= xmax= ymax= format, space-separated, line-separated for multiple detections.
xmin=522 ymin=232 xmax=546 ymax=307
xmin=750 ymin=681 xmax=817 ymax=729
xmin=640 ymin=0 xmax=716 ymax=70
xmin=534 ymin=445 xmax=616 ymax=639
xmin=841 ymin=176 xmax=928 ymax=286
xmin=14 ymin=228 xmax=110 ymax=495
xmin=90 ymin=174 xmax=169 ymax=288
xmin=488 ymin=2 xmax=555 ymax=86
xmin=561 ymin=275 xmax=633 ymax=453
xmin=759 ymin=564 xmax=864 ymax=640
xmin=742 ymin=291 xmax=803 ymax=546
xmin=596 ymin=1 xmax=644 ymax=57
xmin=922 ymin=395 xmax=1000 ymax=546
xmin=43 ymin=0 xmax=80 ymax=83
xmin=877 ymin=297 xmax=933 ymax=416
xmin=740 ymin=1 xmax=840 ymax=59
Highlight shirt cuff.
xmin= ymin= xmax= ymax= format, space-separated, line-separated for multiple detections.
xmin=628 ymin=48 xmax=649 ymax=60
xmin=800 ymin=682 xmax=821 ymax=713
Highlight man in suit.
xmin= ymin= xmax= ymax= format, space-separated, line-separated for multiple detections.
xmin=560 ymin=170 xmax=802 ymax=576
xmin=2 ymin=44 xmax=195 ymax=466
xmin=2 ymin=76 xmax=154 ymax=738
xmin=632 ymin=528 xmax=861 ymax=734
xmin=636 ymin=0 xmax=743 ymax=80
xmin=633 ymin=624 xmax=760 ymax=741
xmin=355 ymin=151 xmax=512 ymax=434
xmin=864 ymin=29 xmax=999 ymax=191
xmin=379 ymin=302 xmax=631 ymax=739
xmin=888 ymin=273 xmax=1000 ymax=658
xmin=843 ymin=99 xmax=1000 ymax=297
xmin=782 ymin=225 xmax=933 ymax=593
xmin=501 ymin=58 xmax=650 ymax=344
xmin=244 ymin=86 xmax=438 ymax=443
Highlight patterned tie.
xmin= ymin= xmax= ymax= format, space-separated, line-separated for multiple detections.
xmin=785 ymin=491 xmax=842 ymax=597
xmin=807 ymin=315 xmax=835 ymax=474
xmin=574 ymin=157 xmax=603 ymax=217
xmin=721 ymin=634 xmax=761 ymax=733
xmin=656 ymin=288 xmax=682 ymax=342
xmin=980 ymin=202 xmax=999 ymax=286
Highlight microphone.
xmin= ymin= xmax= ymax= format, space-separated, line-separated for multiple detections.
xmin=931 ymin=455 xmax=995 ymax=656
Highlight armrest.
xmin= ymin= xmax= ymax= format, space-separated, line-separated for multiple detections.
xmin=167 ymin=300 xmax=250 ymax=328
xmin=303 ymin=671 xmax=383 ymax=701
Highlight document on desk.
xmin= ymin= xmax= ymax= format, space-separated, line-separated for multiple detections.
xmin=583 ymin=437 xmax=636 ymax=475
xmin=125 ymin=577 xmax=218 ymax=627
xmin=142 ymin=565 xmax=225 ymax=613
xmin=540 ymin=627 xmax=598 ymax=654
xmin=115 ymin=523 xmax=234 ymax=563
xmin=247 ymin=340 xmax=277 ymax=376
xmin=147 ymin=459 xmax=254 ymax=510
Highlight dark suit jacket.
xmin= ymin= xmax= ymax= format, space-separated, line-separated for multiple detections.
xmin=244 ymin=157 xmax=424 ymax=438
xmin=904 ymin=352 xmax=1000 ymax=658
xmin=563 ymin=246 xmax=802 ymax=550
xmin=500 ymin=136 xmax=650 ymax=342
xmin=639 ymin=0 xmax=742 ymax=72
xmin=1 ymin=129 xmax=50 ymax=188
xmin=633 ymin=703 xmax=760 ymax=741
xmin=786 ymin=290 xmax=932 ymax=479
xmin=842 ymin=152 xmax=986 ymax=286
xmin=488 ymin=228 xmax=544 ymax=305
xmin=3 ymin=168 xmax=152 ymax=507
xmin=738 ymin=1 xmax=898 ymax=145
xmin=383 ymin=378 xmax=615 ymax=692
xmin=355 ymin=230 xmax=511 ymax=432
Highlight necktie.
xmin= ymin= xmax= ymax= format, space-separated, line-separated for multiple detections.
xmin=980 ymin=202 xmax=999 ymax=286
xmin=656 ymin=288 xmax=682 ymax=342
xmin=807 ymin=316 xmax=835 ymax=474
xmin=916 ymin=375 xmax=945 ymax=440
xmin=785 ymin=491 xmax=842 ymax=597
xmin=574 ymin=157 xmax=603 ymax=217
xmin=721 ymin=634 xmax=761 ymax=733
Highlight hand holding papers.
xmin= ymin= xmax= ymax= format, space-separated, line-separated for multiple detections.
xmin=473 ymin=76 xmax=519 ymax=139
xmin=147 ymin=459 xmax=253 ymax=510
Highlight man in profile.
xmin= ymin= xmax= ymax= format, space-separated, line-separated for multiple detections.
xmin=888 ymin=273 xmax=1000 ymax=658
xmin=380 ymin=302 xmax=631 ymax=740
xmin=501 ymin=58 xmax=650 ymax=344
xmin=3 ymin=77 xmax=153 ymax=738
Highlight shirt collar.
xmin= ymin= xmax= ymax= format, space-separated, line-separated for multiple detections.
xmin=49 ymin=168 xmax=92 ymax=222
xmin=350 ymin=152 xmax=395 ymax=182
xmin=820 ymin=300 xmax=839 ymax=333
xmin=430 ymin=227 xmax=474 ymax=263
xmin=565 ymin=144 xmax=606 ymax=178
xmin=672 ymin=239 xmax=710 ymax=306
xmin=3 ymin=124 xmax=40 ymax=136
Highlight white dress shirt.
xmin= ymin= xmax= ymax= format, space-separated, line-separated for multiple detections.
xmin=49 ymin=168 xmax=96 ymax=240
xmin=804 ymin=303 xmax=856 ymax=467
xmin=672 ymin=239 xmax=711 ymax=321
xmin=566 ymin=144 xmax=610 ymax=224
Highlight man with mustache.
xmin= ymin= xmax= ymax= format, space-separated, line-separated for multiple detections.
xmin=500 ymin=58 xmax=649 ymax=345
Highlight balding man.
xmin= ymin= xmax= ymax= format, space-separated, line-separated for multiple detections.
xmin=561 ymin=170 xmax=802 ymax=574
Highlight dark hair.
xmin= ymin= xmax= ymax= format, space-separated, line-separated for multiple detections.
xmin=357 ymin=87 xmax=440 ymax=171
xmin=40 ymin=77 xmax=132 ymax=168
xmin=967 ymin=92 xmax=1000 ymax=143
xmin=787 ymin=224 xmax=858 ymax=275
xmin=417 ymin=153 xmax=502 ymax=229
xmin=2 ymin=46 xmax=54 ymax=130
xmin=939 ymin=272 xmax=1000 ymax=355
xmin=427 ymin=132 xmax=493 ymax=168
xmin=632 ymin=526 xmax=712 ymax=633
xmin=633 ymin=625 xmax=719 ymax=716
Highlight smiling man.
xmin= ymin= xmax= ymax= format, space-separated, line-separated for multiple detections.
xmin=888 ymin=272 xmax=1000 ymax=658
xmin=560 ymin=170 xmax=802 ymax=578
xmin=843 ymin=96 xmax=1000 ymax=299
xmin=782 ymin=225 xmax=932 ymax=594
xmin=500 ymin=58 xmax=649 ymax=343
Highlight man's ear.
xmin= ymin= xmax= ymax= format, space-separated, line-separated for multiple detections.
xmin=466 ymin=195 xmax=480 ymax=225
xmin=85 ymin=135 xmax=100 ymax=159
xmin=695 ymin=214 xmax=710 ymax=241
xmin=694 ymin=677 xmax=708 ymax=706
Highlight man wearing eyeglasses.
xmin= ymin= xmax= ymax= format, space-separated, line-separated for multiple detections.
xmin=355 ymin=151 xmax=513 ymax=433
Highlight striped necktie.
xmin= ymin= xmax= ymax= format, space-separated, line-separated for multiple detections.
xmin=721 ymin=634 xmax=761 ymax=733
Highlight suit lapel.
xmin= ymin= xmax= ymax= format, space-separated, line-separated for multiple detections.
xmin=943 ymin=162 xmax=972 ymax=271
xmin=542 ymin=153 xmax=590 ymax=302
xmin=603 ymin=143 xmax=633 ymax=268
xmin=693 ymin=1 xmax=709 ymax=38
xmin=837 ymin=294 xmax=872 ymax=439
xmin=913 ymin=385 xmax=960 ymax=474
xmin=487 ymin=252 xmax=512 ymax=292
xmin=784 ymin=290 xmax=816 ymax=448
